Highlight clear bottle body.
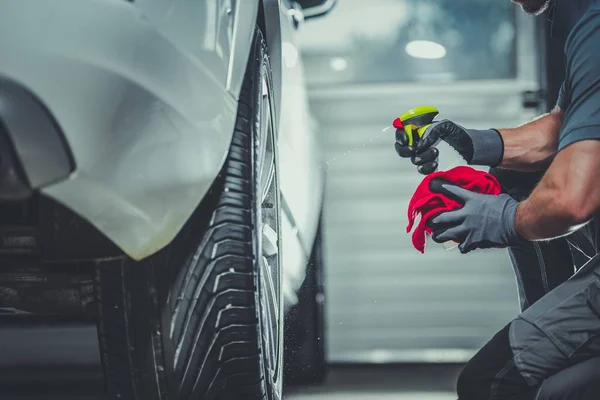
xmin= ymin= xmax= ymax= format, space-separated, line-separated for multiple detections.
xmin=442 ymin=241 xmax=459 ymax=250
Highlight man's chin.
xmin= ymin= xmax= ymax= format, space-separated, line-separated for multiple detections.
xmin=513 ymin=0 xmax=552 ymax=16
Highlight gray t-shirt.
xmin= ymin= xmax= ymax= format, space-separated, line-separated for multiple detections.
xmin=556 ymin=1 xmax=600 ymax=150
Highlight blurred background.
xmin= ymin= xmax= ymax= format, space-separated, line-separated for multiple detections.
xmin=289 ymin=0 xmax=561 ymax=397
xmin=0 ymin=0 xmax=567 ymax=399
xmin=297 ymin=0 xmax=536 ymax=364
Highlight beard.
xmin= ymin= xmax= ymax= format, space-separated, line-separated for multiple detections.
xmin=512 ymin=0 xmax=553 ymax=15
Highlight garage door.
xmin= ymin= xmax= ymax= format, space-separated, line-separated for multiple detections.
xmin=297 ymin=0 xmax=542 ymax=363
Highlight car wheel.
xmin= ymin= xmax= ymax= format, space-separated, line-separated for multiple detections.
xmin=94 ymin=28 xmax=283 ymax=400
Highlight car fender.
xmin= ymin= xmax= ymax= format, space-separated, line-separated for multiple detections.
xmin=0 ymin=0 xmax=258 ymax=260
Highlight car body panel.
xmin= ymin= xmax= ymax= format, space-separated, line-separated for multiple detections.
xmin=0 ymin=0 xmax=257 ymax=260
xmin=279 ymin=9 xmax=324 ymax=255
xmin=226 ymin=1 xmax=260 ymax=97
xmin=0 ymin=0 xmax=325 ymax=307
xmin=277 ymin=0 xmax=325 ymax=305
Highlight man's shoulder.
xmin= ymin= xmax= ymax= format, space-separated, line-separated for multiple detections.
xmin=565 ymin=7 xmax=600 ymax=62
xmin=567 ymin=4 xmax=600 ymax=46
xmin=558 ymin=4 xmax=600 ymax=151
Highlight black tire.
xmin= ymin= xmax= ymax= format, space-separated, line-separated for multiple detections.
xmin=95 ymin=28 xmax=283 ymax=400
xmin=283 ymin=216 xmax=327 ymax=386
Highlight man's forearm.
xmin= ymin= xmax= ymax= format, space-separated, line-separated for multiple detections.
xmin=514 ymin=140 xmax=600 ymax=241
xmin=496 ymin=108 xmax=563 ymax=172
xmin=515 ymin=186 xmax=585 ymax=241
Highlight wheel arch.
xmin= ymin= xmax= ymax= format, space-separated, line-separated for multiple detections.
xmin=0 ymin=0 xmax=285 ymax=263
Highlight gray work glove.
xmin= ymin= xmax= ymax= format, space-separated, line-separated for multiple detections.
xmin=395 ymin=120 xmax=504 ymax=175
xmin=428 ymin=180 xmax=521 ymax=254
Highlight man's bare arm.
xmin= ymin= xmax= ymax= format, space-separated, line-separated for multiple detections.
xmin=515 ymin=139 xmax=600 ymax=240
xmin=496 ymin=106 xmax=564 ymax=172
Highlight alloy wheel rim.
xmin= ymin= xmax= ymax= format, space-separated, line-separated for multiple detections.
xmin=256 ymin=65 xmax=281 ymax=396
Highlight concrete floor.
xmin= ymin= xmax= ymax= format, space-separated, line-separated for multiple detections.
xmin=289 ymin=393 xmax=454 ymax=400
xmin=286 ymin=365 xmax=459 ymax=400
xmin=0 ymin=323 xmax=460 ymax=399
xmin=0 ymin=366 xmax=459 ymax=400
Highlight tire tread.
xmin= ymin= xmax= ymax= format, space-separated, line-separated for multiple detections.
xmin=96 ymin=29 xmax=274 ymax=400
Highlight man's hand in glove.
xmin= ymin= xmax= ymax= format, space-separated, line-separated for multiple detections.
xmin=428 ymin=179 xmax=521 ymax=254
xmin=395 ymin=120 xmax=504 ymax=175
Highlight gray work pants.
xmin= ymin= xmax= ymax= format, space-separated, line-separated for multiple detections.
xmin=456 ymin=169 xmax=600 ymax=400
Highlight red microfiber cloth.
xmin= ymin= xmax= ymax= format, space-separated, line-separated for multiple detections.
xmin=407 ymin=166 xmax=502 ymax=253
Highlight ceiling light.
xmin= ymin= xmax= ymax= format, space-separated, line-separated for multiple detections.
xmin=329 ymin=57 xmax=348 ymax=72
xmin=405 ymin=40 xmax=447 ymax=60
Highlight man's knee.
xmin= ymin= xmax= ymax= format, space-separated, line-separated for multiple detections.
xmin=457 ymin=361 xmax=536 ymax=400
xmin=456 ymin=359 xmax=486 ymax=400
xmin=455 ymin=326 xmax=510 ymax=400
xmin=456 ymin=324 xmax=533 ymax=400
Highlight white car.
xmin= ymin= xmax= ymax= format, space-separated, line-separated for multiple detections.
xmin=0 ymin=0 xmax=334 ymax=398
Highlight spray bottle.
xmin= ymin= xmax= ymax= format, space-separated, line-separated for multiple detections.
xmin=393 ymin=106 xmax=465 ymax=250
